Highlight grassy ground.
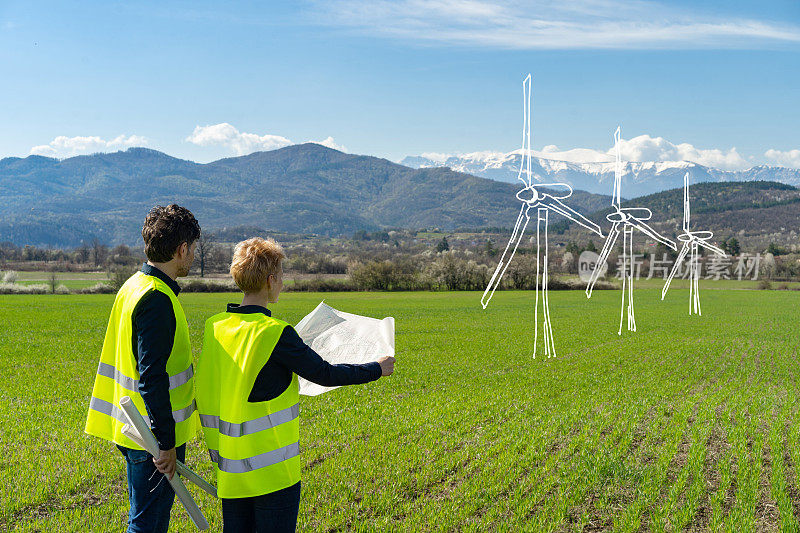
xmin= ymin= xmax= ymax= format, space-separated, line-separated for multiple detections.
xmin=8 ymin=271 xmax=351 ymax=290
xmin=13 ymin=271 xmax=109 ymax=290
xmin=1 ymin=288 xmax=799 ymax=531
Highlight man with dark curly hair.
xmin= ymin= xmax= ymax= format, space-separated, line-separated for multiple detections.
xmin=85 ymin=204 xmax=201 ymax=533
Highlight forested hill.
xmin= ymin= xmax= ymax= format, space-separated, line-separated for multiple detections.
xmin=0 ymin=144 xmax=611 ymax=246
xmin=624 ymin=181 xmax=800 ymax=215
xmin=580 ymin=181 xmax=800 ymax=248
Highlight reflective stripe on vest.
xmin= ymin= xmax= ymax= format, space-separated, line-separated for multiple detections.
xmin=88 ymin=397 xmax=128 ymax=425
xmin=96 ymin=362 xmax=194 ymax=392
xmin=199 ymin=403 xmax=299 ymax=437
xmin=172 ymin=400 xmax=198 ymax=423
xmin=208 ymin=442 xmax=300 ymax=474
xmin=89 ymin=396 xmax=198 ymax=424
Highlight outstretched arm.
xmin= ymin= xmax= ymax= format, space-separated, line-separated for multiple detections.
xmin=249 ymin=326 xmax=389 ymax=401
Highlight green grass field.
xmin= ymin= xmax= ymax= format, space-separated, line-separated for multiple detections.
xmin=12 ymin=271 xmax=109 ymax=290
xmin=2 ymin=288 xmax=800 ymax=531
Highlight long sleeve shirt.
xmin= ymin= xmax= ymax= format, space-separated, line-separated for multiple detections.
xmin=224 ymin=304 xmax=382 ymax=402
xmin=132 ymin=263 xmax=181 ymax=450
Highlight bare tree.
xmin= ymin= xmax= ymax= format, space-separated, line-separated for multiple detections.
xmin=76 ymin=242 xmax=91 ymax=264
xmin=91 ymin=238 xmax=109 ymax=268
xmin=197 ymin=231 xmax=216 ymax=278
xmin=108 ymin=264 xmax=138 ymax=291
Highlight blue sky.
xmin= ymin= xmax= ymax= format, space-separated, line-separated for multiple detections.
xmin=1 ymin=0 xmax=799 ymax=168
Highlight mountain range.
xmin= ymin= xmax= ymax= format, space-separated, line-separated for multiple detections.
xmin=0 ymin=144 xmax=611 ymax=247
xmin=400 ymin=151 xmax=800 ymax=198
xmin=2 ymin=143 xmax=798 ymax=249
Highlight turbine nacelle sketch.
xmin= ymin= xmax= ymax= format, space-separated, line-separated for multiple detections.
xmin=481 ymin=74 xmax=602 ymax=358
xmin=586 ymin=126 xmax=677 ymax=335
xmin=606 ymin=208 xmax=653 ymax=224
xmin=661 ymin=172 xmax=727 ymax=315
xmin=677 ymin=231 xmax=714 ymax=243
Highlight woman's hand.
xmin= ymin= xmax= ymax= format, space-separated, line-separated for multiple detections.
xmin=377 ymin=356 xmax=395 ymax=376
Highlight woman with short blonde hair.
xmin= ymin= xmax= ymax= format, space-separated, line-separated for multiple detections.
xmin=196 ymin=237 xmax=394 ymax=533
xmin=229 ymin=237 xmax=286 ymax=294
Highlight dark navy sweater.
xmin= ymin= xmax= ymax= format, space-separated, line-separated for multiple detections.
xmin=132 ymin=263 xmax=181 ymax=450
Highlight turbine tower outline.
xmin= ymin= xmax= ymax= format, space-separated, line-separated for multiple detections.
xmin=481 ymin=74 xmax=604 ymax=358
xmin=585 ymin=126 xmax=677 ymax=335
xmin=661 ymin=172 xmax=727 ymax=315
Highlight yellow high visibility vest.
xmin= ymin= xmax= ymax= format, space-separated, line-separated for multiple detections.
xmin=195 ymin=311 xmax=301 ymax=499
xmin=84 ymin=271 xmax=198 ymax=449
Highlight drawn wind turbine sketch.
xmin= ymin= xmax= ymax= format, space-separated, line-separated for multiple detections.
xmin=585 ymin=127 xmax=677 ymax=335
xmin=661 ymin=172 xmax=727 ymax=315
xmin=481 ymin=74 xmax=604 ymax=358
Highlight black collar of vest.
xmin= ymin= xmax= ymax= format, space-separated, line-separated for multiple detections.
xmin=226 ymin=303 xmax=271 ymax=317
xmin=140 ymin=263 xmax=182 ymax=296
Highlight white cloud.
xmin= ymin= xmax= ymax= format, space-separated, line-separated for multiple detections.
xmin=420 ymin=151 xmax=456 ymax=164
xmin=311 ymin=136 xmax=347 ymax=151
xmin=185 ymin=123 xmax=292 ymax=155
xmin=186 ymin=123 xmax=346 ymax=156
xmin=414 ymin=135 xmax=753 ymax=170
xmin=535 ymin=145 xmax=613 ymax=164
xmin=29 ymin=134 xmax=148 ymax=158
xmin=315 ymin=0 xmax=800 ymax=49
xmin=532 ymin=136 xmax=749 ymax=170
xmin=764 ymin=149 xmax=800 ymax=169
xmin=611 ymin=134 xmax=749 ymax=170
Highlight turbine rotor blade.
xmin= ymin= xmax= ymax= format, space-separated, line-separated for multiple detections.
xmin=516 ymin=75 xmax=533 ymax=188
xmin=586 ymin=222 xmax=620 ymax=298
xmin=629 ymin=218 xmax=677 ymax=250
xmin=481 ymin=204 xmax=531 ymax=308
xmin=698 ymin=240 xmax=726 ymax=257
xmin=539 ymin=196 xmax=603 ymax=237
xmin=662 ymin=243 xmax=690 ymax=300
xmin=614 ymin=127 xmax=622 ymax=208
xmin=683 ymin=172 xmax=691 ymax=233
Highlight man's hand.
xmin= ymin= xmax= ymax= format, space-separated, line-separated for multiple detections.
xmin=377 ymin=356 xmax=395 ymax=376
xmin=153 ymin=447 xmax=177 ymax=480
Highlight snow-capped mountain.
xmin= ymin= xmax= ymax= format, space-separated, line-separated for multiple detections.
xmin=400 ymin=150 xmax=800 ymax=198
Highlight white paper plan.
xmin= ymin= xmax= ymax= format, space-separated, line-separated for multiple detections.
xmin=294 ymin=301 xmax=395 ymax=396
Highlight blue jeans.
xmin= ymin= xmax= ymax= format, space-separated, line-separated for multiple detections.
xmin=117 ymin=444 xmax=186 ymax=533
xmin=221 ymin=482 xmax=302 ymax=533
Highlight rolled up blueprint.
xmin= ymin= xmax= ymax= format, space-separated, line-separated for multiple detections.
xmin=119 ymin=396 xmax=210 ymax=530
xmin=121 ymin=424 xmax=217 ymax=498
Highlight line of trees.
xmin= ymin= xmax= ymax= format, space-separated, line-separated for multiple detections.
xmin=346 ymin=252 xmax=615 ymax=292
xmin=0 ymin=239 xmax=139 ymax=269
xmin=4 ymin=227 xmax=800 ymax=291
